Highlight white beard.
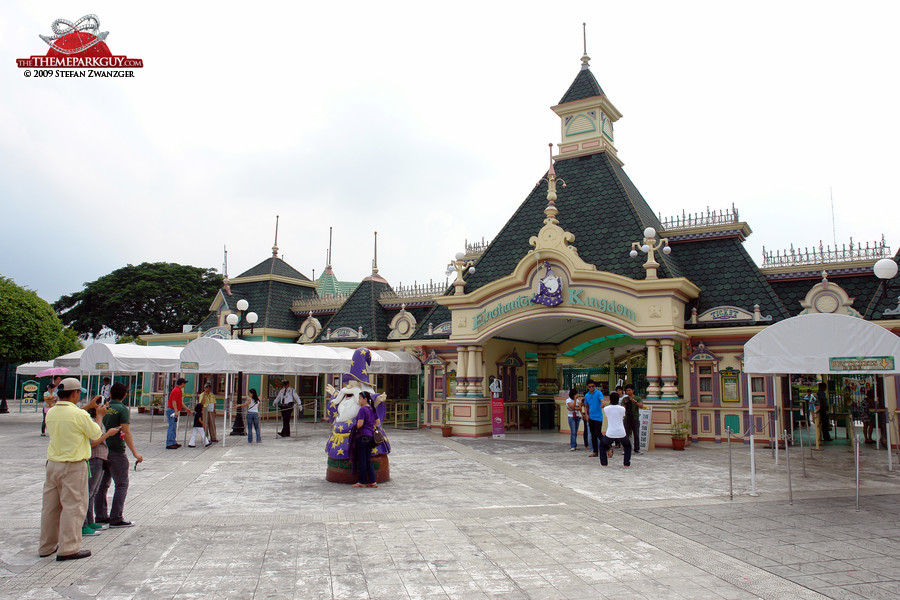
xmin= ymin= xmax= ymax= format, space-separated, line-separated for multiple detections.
xmin=331 ymin=381 xmax=376 ymax=423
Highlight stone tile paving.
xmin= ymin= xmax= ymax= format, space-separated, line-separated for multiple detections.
xmin=0 ymin=410 xmax=897 ymax=599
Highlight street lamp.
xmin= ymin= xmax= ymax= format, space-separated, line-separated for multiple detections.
xmin=446 ymin=252 xmax=476 ymax=296
xmin=629 ymin=226 xmax=671 ymax=280
xmin=225 ymin=299 xmax=257 ymax=435
xmin=225 ymin=299 xmax=258 ymax=338
xmin=873 ymin=258 xmax=900 ymax=316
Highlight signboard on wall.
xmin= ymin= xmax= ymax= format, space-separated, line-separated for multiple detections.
xmin=721 ymin=368 xmax=740 ymax=403
xmin=21 ymin=379 xmax=39 ymax=411
xmin=638 ymin=407 xmax=653 ymax=451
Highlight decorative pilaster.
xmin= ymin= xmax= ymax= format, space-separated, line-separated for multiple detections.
xmin=536 ymin=346 xmax=558 ymax=394
xmin=455 ymin=346 xmax=468 ymax=395
xmin=466 ymin=346 xmax=480 ymax=396
xmin=646 ymin=339 xmax=661 ymax=399
xmin=660 ymin=339 xmax=678 ymax=400
xmin=609 ymin=348 xmax=616 ymax=390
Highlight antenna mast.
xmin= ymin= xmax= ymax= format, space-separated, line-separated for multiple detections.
xmin=272 ymin=215 xmax=280 ymax=257
xmin=372 ymin=231 xmax=379 ymax=274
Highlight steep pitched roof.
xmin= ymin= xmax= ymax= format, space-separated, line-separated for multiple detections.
xmin=461 ymin=152 xmax=682 ymax=293
xmin=863 ymin=251 xmax=900 ymax=320
xmin=559 ymin=68 xmax=605 ymax=104
xmin=237 ymin=257 xmax=309 ymax=281
xmin=411 ymin=304 xmax=453 ymax=340
xmin=227 ymin=280 xmax=316 ymax=332
xmin=672 ymin=237 xmax=791 ymax=323
xmin=314 ymin=278 xmax=394 ymax=342
xmin=316 ymin=267 xmax=359 ymax=297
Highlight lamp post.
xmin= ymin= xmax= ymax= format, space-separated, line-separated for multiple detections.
xmin=446 ymin=252 xmax=476 ymax=295
xmin=226 ymin=299 xmax=258 ymax=435
xmin=874 ymin=258 xmax=900 ymax=316
xmin=629 ymin=226 xmax=671 ymax=280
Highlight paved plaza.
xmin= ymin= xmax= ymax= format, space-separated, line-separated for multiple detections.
xmin=1 ymin=408 xmax=899 ymax=600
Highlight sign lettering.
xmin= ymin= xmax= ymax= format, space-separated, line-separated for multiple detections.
xmin=829 ymin=356 xmax=895 ymax=372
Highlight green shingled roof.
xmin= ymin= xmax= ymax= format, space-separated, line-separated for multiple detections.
xmin=411 ymin=304 xmax=452 ymax=340
xmin=672 ymin=237 xmax=790 ymax=323
xmin=316 ymin=268 xmax=359 ymax=297
xmin=314 ymin=278 xmax=394 ymax=342
xmin=237 ymin=256 xmax=310 ymax=281
xmin=461 ymin=152 xmax=681 ymax=293
xmin=559 ymin=68 xmax=605 ymax=104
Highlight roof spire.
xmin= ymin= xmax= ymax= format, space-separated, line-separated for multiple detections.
xmin=372 ymin=231 xmax=379 ymax=274
xmin=223 ymin=245 xmax=229 ymax=283
xmin=272 ymin=215 xmax=280 ymax=257
xmin=327 ymin=226 xmax=333 ymax=268
xmin=580 ymin=22 xmax=590 ymax=70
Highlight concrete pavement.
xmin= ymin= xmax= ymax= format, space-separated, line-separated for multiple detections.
xmin=0 ymin=408 xmax=898 ymax=599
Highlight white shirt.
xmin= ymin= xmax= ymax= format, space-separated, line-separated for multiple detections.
xmin=274 ymin=386 xmax=299 ymax=406
xmin=247 ymin=396 xmax=260 ymax=413
xmin=603 ymin=404 xmax=627 ymax=438
xmin=565 ymin=397 xmax=580 ymax=418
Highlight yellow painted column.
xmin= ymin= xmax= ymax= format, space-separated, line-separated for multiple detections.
xmin=466 ymin=346 xmax=479 ymax=397
xmin=455 ymin=346 xmax=468 ymax=396
xmin=646 ymin=339 xmax=661 ymax=399
xmin=660 ymin=339 xmax=678 ymax=400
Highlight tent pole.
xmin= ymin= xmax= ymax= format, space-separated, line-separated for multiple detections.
xmin=747 ymin=371 xmax=758 ymax=497
xmin=223 ymin=373 xmax=229 ymax=449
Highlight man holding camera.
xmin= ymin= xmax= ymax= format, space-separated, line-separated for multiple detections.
xmin=39 ymin=378 xmax=102 ymax=561
xmin=94 ymin=382 xmax=143 ymax=528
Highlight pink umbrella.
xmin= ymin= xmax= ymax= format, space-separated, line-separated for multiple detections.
xmin=35 ymin=367 xmax=70 ymax=378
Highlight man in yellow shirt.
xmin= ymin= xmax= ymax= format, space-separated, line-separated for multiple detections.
xmin=39 ymin=378 xmax=103 ymax=561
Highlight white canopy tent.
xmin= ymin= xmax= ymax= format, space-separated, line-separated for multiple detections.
xmin=178 ymin=339 xmax=424 ymax=445
xmin=79 ymin=343 xmax=183 ymax=374
xmin=16 ymin=361 xmax=57 ymax=376
xmin=743 ymin=313 xmax=900 ymax=493
xmin=53 ymin=349 xmax=85 ymax=369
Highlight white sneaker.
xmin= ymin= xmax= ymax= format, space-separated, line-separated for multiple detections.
xmin=569 ymin=448 xmax=577 ymax=451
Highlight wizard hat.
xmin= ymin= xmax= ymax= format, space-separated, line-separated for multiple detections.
xmin=342 ymin=348 xmax=372 ymax=386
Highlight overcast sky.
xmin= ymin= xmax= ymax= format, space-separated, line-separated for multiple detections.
xmin=2 ymin=1 xmax=898 ymax=306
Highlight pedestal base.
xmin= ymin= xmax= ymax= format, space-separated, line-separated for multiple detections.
xmin=326 ymin=454 xmax=390 ymax=484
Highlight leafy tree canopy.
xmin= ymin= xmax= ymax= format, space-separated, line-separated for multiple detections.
xmin=0 ymin=276 xmax=82 ymax=363
xmin=54 ymin=262 xmax=223 ymax=338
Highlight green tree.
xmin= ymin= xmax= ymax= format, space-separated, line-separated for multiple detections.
xmin=0 ymin=276 xmax=79 ymax=363
xmin=54 ymin=262 xmax=223 ymax=338
xmin=0 ymin=276 xmax=81 ymax=410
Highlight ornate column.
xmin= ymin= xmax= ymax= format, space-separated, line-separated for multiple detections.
xmin=626 ymin=350 xmax=633 ymax=387
xmin=646 ymin=339 xmax=661 ymax=399
xmin=609 ymin=348 xmax=616 ymax=391
xmin=660 ymin=339 xmax=678 ymax=400
xmin=466 ymin=346 xmax=480 ymax=396
xmin=455 ymin=346 xmax=468 ymax=396
xmin=536 ymin=345 xmax=558 ymax=394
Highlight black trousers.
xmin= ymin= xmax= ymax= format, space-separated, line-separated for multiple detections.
xmin=280 ymin=405 xmax=293 ymax=436
xmin=588 ymin=419 xmax=603 ymax=454
xmin=600 ymin=435 xmax=632 ymax=466
xmin=625 ymin=420 xmax=640 ymax=452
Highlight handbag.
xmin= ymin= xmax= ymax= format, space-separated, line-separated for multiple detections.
xmin=373 ymin=428 xmax=385 ymax=445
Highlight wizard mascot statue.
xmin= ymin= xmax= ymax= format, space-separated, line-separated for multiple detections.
xmin=325 ymin=348 xmax=391 ymax=483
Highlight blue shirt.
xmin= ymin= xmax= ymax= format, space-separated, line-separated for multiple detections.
xmin=584 ymin=389 xmax=605 ymax=421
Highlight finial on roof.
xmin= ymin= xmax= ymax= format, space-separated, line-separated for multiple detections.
xmin=327 ymin=226 xmax=333 ymax=268
xmin=272 ymin=215 xmax=280 ymax=257
xmin=535 ymin=143 xmax=566 ymax=225
xmin=580 ymin=22 xmax=590 ymax=70
xmin=223 ymin=245 xmax=230 ymax=284
xmin=372 ymin=231 xmax=379 ymax=274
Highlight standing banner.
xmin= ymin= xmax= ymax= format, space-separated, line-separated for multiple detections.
xmin=491 ymin=397 xmax=505 ymax=438
xmin=638 ymin=407 xmax=653 ymax=451
xmin=21 ymin=379 xmax=40 ymax=412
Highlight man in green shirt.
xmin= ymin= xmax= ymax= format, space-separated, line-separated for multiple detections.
xmin=94 ymin=382 xmax=143 ymax=528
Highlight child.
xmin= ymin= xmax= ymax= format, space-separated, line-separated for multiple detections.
xmin=188 ymin=399 xmax=210 ymax=448
xmin=42 ymin=383 xmax=57 ymax=436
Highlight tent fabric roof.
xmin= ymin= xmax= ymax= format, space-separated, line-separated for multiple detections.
xmin=179 ymin=338 xmax=420 ymax=375
xmin=53 ymin=349 xmax=85 ymax=369
xmin=16 ymin=361 xmax=57 ymax=376
xmin=79 ymin=344 xmax=183 ymax=373
xmin=744 ymin=313 xmax=900 ymax=374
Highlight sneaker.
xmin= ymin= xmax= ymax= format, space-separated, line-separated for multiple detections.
xmin=82 ymin=526 xmax=100 ymax=536
xmin=588 ymin=453 xmax=598 ymax=457
xmin=569 ymin=448 xmax=577 ymax=452
xmin=633 ymin=450 xmax=641 ymax=455
xmin=109 ymin=520 xmax=134 ymax=528
xmin=88 ymin=523 xmax=104 ymax=530
xmin=188 ymin=444 xmax=196 ymax=448
xmin=205 ymin=442 xmax=211 ymax=447
xmin=94 ymin=517 xmax=109 ymax=524
xmin=166 ymin=444 xmax=179 ymax=449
